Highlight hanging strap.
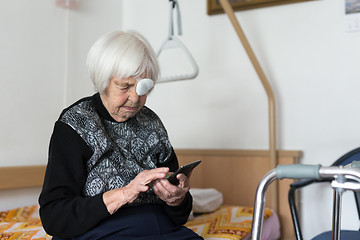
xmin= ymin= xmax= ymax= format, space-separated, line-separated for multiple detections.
xmin=168 ymin=0 xmax=182 ymax=38
xmin=157 ymin=0 xmax=199 ymax=82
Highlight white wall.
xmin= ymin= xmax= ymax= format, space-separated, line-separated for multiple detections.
xmin=0 ymin=0 xmax=64 ymax=167
xmin=0 ymin=0 xmax=123 ymax=211
xmin=1 ymin=0 xmax=360 ymax=239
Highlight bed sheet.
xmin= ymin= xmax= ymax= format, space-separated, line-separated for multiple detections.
xmin=185 ymin=205 xmax=280 ymax=240
xmin=0 ymin=205 xmax=50 ymax=239
xmin=0 ymin=205 xmax=280 ymax=240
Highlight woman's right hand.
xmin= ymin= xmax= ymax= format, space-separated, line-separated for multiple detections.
xmin=102 ymin=167 xmax=169 ymax=214
xmin=123 ymin=167 xmax=169 ymax=203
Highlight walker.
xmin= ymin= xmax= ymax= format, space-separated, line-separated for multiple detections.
xmin=251 ymin=163 xmax=360 ymax=240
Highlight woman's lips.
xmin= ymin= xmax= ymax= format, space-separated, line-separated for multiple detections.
xmin=123 ymin=106 xmax=138 ymax=111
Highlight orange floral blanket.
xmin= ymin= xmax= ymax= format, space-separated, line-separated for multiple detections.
xmin=185 ymin=205 xmax=274 ymax=240
xmin=0 ymin=205 xmax=51 ymax=240
xmin=0 ymin=205 xmax=275 ymax=240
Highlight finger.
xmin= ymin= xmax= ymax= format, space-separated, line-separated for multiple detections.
xmin=176 ymin=173 xmax=188 ymax=183
xmin=153 ymin=180 xmax=171 ymax=196
xmin=143 ymin=168 xmax=170 ymax=185
xmin=138 ymin=184 xmax=150 ymax=192
xmin=176 ymin=174 xmax=190 ymax=189
xmin=153 ymin=179 xmax=167 ymax=191
xmin=151 ymin=167 xmax=170 ymax=174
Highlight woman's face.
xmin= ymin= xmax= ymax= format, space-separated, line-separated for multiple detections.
xmin=100 ymin=76 xmax=147 ymax=122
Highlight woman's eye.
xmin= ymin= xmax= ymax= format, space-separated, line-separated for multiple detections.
xmin=118 ymin=86 xmax=129 ymax=90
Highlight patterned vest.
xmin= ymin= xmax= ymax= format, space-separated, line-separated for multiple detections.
xmin=59 ymin=97 xmax=173 ymax=205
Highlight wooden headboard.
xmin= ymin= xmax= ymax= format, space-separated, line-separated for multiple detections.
xmin=0 ymin=165 xmax=46 ymax=190
xmin=0 ymin=148 xmax=301 ymax=240
xmin=176 ymin=149 xmax=301 ymax=240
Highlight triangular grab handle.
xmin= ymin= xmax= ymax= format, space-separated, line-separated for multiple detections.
xmin=157 ymin=0 xmax=199 ymax=83
xmin=157 ymin=36 xmax=199 ymax=83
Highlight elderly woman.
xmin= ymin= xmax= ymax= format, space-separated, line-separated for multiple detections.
xmin=39 ymin=31 xmax=203 ymax=240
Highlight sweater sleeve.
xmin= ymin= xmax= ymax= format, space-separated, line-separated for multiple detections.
xmin=164 ymin=192 xmax=193 ymax=225
xmin=39 ymin=121 xmax=110 ymax=238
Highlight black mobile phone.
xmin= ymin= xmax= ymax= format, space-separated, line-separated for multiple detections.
xmin=166 ymin=160 xmax=201 ymax=185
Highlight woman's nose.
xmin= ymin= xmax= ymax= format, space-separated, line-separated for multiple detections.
xmin=128 ymin=86 xmax=140 ymax=102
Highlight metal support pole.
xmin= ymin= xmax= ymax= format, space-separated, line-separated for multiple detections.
xmin=218 ymin=0 xmax=278 ymax=211
xmin=251 ymin=169 xmax=277 ymax=240
xmin=332 ymin=188 xmax=342 ymax=240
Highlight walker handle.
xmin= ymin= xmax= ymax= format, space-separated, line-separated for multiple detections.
xmin=276 ymin=164 xmax=321 ymax=180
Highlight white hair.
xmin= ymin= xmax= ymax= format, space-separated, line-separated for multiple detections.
xmin=86 ymin=30 xmax=160 ymax=93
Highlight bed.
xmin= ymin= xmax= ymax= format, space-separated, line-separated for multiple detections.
xmin=0 ymin=148 xmax=302 ymax=240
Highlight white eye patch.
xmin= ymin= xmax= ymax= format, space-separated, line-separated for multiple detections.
xmin=136 ymin=78 xmax=154 ymax=96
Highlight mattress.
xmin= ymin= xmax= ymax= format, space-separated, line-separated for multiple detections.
xmin=0 ymin=205 xmax=280 ymax=240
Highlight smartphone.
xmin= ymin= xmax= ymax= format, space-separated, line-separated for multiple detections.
xmin=166 ymin=160 xmax=201 ymax=185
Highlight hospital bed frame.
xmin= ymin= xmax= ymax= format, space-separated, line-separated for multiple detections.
xmin=0 ymin=148 xmax=301 ymax=239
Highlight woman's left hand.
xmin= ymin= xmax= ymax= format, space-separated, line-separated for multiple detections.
xmin=152 ymin=173 xmax=190 ymax=206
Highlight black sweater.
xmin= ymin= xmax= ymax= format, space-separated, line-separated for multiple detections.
xmin=39 ymin=93 xmax=192 ymax=238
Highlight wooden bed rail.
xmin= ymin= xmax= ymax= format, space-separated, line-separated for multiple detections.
xmin=0 ymin=165 xmax=46 ymax=190
xmin=0 ymin=149 xmax=301 ymax=192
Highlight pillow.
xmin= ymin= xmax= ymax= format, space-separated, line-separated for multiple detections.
xmin=190 ymin=188 xmax=223 ymax=213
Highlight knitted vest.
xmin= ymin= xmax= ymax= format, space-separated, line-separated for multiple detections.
xmin=59 ymin=97 xmax=172 ymax=205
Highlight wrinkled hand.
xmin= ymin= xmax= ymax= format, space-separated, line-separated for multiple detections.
xmin=123 ymin=168 xmax=170 ymax=203
xmin=103 ymin=168 xmax=169 ymax=214
xmin=152 ymin=173 xmax=190 ymax=206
